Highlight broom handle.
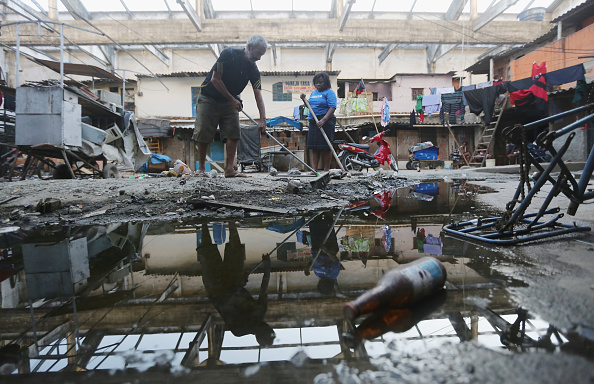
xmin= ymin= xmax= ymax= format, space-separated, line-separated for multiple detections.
xmin=302 ymin=98 xmax=345 ymax=172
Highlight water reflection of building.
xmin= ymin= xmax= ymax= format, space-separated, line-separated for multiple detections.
xmin=0 ymin=216 xmax=571 ymax=376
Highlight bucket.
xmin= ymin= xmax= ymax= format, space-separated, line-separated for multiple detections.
xmin=443 ymin=160 xmax=453 ymax=169
xmin=485 ymin=159 xmax=496 ymax=167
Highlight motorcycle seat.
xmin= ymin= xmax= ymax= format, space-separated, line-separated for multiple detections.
xmin=347 ymin=143 xmax=371 ymax=150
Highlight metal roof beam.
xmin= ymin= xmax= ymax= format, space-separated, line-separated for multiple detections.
xmin=119 ymin=0 xmax=133 ymax=19
xmin=339 ymin=0 xmax=356 ymax=31
xmin=176 ymin=0 xmax=202 ymax=31
xmin=1 ymin=0 xmax=53 ymax=23
xmin=0 ymin=19 xmax=551 ymax=46
xmin=98 ymin=44 xmax=115 ymax=66
xmin=378 ymin=43 xmax=397 ymax=64
xmin=60 ymin=1 xmax=117 ymax=66
xmin=325 ymin=43 xmax=336 ymax=64
xmin=426 ymin=0 xmax=467 ymax=68
xmin=271 ymin=43 xmax=277 ymax=66
xmin=163 ymin=0 xmax=172 ymax=16
xmin=144 ymin=44 xmax=170 ymax=67
xmin=203 ymin=0 xmax=215 ymax=19
xmin=208 ymin=43 xmax=221 ymax=59
xmin=445 ymin=0 xmax=468 ymax=20
xmin=60 ymin=0 xmax=90 ymax=20
xmin=473 ymin=0 xmax=519 ymax=31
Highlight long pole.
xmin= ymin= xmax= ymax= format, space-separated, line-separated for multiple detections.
xmin=302 ymin=98 xmax=346 ymax=172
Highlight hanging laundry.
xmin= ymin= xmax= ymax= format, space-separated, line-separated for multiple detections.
xmin=546 ymin=63 xmax=585 ymax=86
xmin=530 ymin=62 xmax=548 ymax=102
xmin=436 ymin=87 xmax=455 ymax=95
xmin=439 ymin=92 xmax=464 ymax=125
xmin=415 ymin=94 xmax=423 ymax=113
xmin=355 ymin=80 xmax=365 ymax=95
xmin=419 ymin=111 xmax=425 ymax=122
xmin=464 ymin=83 xmax=507 ymax=125
xmin=381 ymin=97 xmax=390 ymax=127
xmin=476 ymin=81 xmax=493 ymax=89
xmin=508 ymin=62 xmax=548 ymax=111
xmin=573 ymin=79 xmax=588 ymax=103
xmin=460 ymin=84 xmax=476 ymax=106
xmin=293 ymin=105 xmax=301 ymax=120
xmin=422 ymin=94 xmax=441 ymax=116
xmin=410 ymin=109 xmax=416 ymax=128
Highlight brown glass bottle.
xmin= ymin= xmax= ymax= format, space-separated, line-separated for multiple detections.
xmin=343 ymin=290 xmax=447 ymax=347
xmin=343 ymin=256 xmax=447 ymax=320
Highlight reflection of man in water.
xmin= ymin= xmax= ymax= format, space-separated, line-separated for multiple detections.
xmin=197 ymin=222 xmax=275 ymax=347
xmin=308 ymin=213 xmax=340 ymax=295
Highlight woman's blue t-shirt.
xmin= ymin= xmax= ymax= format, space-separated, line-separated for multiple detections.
xmin=308 ymin=88 xmax=337 ymax=117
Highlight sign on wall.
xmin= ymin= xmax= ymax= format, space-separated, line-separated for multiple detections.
xmin=283 ymin=80 xmax=315 ymax=93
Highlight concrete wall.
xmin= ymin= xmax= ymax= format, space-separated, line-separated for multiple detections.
xmin=511 ymin=22 xmax=594 ymax=81
xmin=390 ymin=74 xmax=453 ymax=113
xmin=136 ymin=73 xmax=339 ymax=119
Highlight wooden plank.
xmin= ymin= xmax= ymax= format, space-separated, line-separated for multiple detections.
xmin=189 ymin=199 xmax=289 ymax=214
xmin=181 ymin=314 xmax=212 ymax=368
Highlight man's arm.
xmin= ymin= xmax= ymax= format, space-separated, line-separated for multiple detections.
xmin=211 ymin=70 xmax=242 ymax=111
xmin=253 ymin=88 xmax=267 ymax=132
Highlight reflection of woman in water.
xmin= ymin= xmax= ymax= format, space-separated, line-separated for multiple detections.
xmin=197 ymin=222 xmax=275 ymax=347
xmin=308 ymin=213 xmax=341 ymax=295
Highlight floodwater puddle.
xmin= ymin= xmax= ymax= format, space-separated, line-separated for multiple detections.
xmin=0 ymin=180 xmax=589 ymax=378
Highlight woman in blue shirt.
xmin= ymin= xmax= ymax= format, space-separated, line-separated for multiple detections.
xmin=301 ymin=72 xmax=337 ymax=172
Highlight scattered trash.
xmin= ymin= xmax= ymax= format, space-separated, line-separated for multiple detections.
xmin=342 ymin=290 xmax=447 ymax=348
xmin=343 ymin=256 xmax=447 ymax=320
xmin=162 ymin=170 xmax=178 ymax=177
xmin=269 ymin=167 xmax=278 ymax=176
xmin=287 ymin=179 xmax=305 ymax=194
xmin=68 ymin=206 xmax=83 ymax=214
xmin=287 ymin=168 xmax=302 ymax=175
xmin=172 ymin=159 xmax=192 ymax=175
xmin=201 ymin=195 xmax=216 ymax=200
xmin=35 ymin=198 xmax=62 ymax=214
xmin=207 ymin=170 xmax=219 ymax=178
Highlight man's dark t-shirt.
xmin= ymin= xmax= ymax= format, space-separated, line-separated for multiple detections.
xmin=200 ymin=48 xmax=262 ymax=102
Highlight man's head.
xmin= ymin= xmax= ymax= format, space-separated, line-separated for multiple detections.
xmin=245 ymin=35 xmax=268 ymax=63
xmin=254 ymin=322 xmax=276 ymax=347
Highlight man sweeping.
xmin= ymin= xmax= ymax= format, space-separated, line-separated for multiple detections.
xmin=193 ymin=35 xmax=268 ymax=177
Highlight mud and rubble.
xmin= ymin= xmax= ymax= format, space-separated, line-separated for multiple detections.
xmin=0 ymin=170 xmax=413 ymax=227
xmin=1 ymin=167 xmax=594 ymax=383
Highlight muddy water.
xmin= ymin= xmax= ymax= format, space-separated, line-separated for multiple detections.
xmin=0 ymin=181 xmax=588 ymax=376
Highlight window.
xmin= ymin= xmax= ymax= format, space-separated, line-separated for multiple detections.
xmin=372 ymin=92 xmax=378 ymax=101
xmin=273 ymin=82 xmax=292 ymax=102
xmin=412 ymin=88 xmax=424 ymax=101
xmin=109 ymin=86 xmax=119 ymax=93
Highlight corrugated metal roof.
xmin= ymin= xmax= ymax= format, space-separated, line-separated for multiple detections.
xmin=551 ymin=0 xmax=594 ymax=24
xmin=138 ymin=70 xmax=341 ymax=78
xmin=465 ymin=26 xmax=557 ymax=73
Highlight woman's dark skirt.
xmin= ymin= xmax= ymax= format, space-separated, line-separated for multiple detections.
xmin=307 ymin=115 xmax=336 ymax=150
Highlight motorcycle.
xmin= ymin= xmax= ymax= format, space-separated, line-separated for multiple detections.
xmin=337 ymin=129 xmax=398 ymax=172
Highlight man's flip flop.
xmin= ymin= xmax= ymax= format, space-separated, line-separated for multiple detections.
xmin=195 ymin=171 xmax=206 ymax=177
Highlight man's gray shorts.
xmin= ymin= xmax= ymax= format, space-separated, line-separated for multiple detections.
xmin=193 ymin=94 xmax=240 ymax=143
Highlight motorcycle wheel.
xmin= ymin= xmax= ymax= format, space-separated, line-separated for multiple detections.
xmin=406 ymin=160 xmax=413 ymax=170
xmin=388 ymin=154 xmax=398 ymax=172
xmin=411 ymin=160 xmax=420 ymax=170
xmin=341 ymin=153 xmax=363 ymax=172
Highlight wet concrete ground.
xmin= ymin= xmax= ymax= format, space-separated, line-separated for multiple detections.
xmin=1 ymin=169 xmax=593 ymax=383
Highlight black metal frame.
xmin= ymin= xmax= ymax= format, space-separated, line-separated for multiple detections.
xmin=445 ymin=104 xmax=594 ymax=244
